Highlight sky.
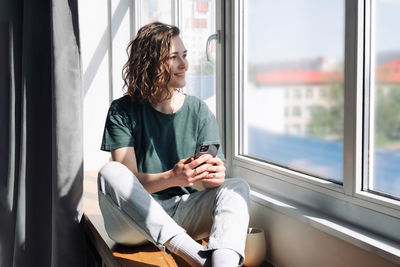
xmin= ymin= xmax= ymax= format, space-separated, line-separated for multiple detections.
xmin=246 ymin=0 xmax=400 ymax=64
xmin=375 ymin=0 xmax=400 ymax=53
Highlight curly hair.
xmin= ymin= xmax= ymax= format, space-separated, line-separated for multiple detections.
xmin=122 ymin=22 xmax=180 ymax=104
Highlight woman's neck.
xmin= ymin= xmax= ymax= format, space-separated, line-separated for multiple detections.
xmin=151 ymin=89 xmax=185 ymax=114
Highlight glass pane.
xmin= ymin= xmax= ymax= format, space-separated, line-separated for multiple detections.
xmin=141 ymin=0 xmax=172 ymax=25
xmin=368 ymin=0 xmax=400 ymax=198
xmin=243 ymin=0 xmax=345 ymax=182
xmin=181 ymin=0 xmax=216 ymax=115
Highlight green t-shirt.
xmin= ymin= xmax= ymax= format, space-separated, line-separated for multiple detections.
xmin=101 ymin=94 xmax=224 ymax=200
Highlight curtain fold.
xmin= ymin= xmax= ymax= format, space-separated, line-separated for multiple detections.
xmin=0 ymin=0 xmax=86 ymax=266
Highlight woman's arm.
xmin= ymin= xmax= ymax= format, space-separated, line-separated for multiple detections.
xmin=111 ymin=146 xmax=213 ymax=193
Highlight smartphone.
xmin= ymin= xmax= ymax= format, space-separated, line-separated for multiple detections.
xmin=194 ymin=141 xmax=220 ymax=159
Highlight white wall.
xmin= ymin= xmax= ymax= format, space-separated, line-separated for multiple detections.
xmin=249 ymin=201 xmax=398 ymax=267
xmin=79 ymin=0 xmax=132 ymax=171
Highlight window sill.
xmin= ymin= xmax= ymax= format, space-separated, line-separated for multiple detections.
xmin=233 ymin=155 xmax=400 ymax=217
xmin=250 ymin=189 xmax=400 ymax=265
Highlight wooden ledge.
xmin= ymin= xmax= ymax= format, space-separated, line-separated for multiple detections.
xmin=83 ymin=213 xmax=193 ymax=267
xmin=112 ymin=243 xmax=191 ymax=267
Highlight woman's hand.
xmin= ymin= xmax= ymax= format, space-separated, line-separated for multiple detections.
xmin=169 ymin=154 xmax=213 ymax=187
xmin=201 ymin=156 xmax=226 ymax=189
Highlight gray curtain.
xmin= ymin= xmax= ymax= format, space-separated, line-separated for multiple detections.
xmin=0 ymin=0 xmax=86 ymax=266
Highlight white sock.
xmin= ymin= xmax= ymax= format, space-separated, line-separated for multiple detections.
xmin=166 ymin=232 xmax=210 ymax=267
xmin=212 ymin=248 xmax=240 ymax=267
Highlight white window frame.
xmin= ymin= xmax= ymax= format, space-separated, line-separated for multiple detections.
xmin=224 ymin=0 xmax=400 ymax=262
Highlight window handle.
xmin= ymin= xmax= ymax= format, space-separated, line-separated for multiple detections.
xmin=206 ymin=30 xmax=220 ymax=61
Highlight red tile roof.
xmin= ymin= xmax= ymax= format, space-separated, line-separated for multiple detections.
xmin=191 ymin=18 xmax=207 ymax=28
xmin=376 ymin=59 xmax=400 ymax=83
xmin=255 ymin=59 xmax=400 ymax=85
xmin=196 ymin=2 xmax=209 ymax=13
xmin=256 ymin=70 xmax=343 ymax=85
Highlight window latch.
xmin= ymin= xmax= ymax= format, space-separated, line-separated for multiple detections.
xmin=206 ymin=30 xmax=221 ymax=61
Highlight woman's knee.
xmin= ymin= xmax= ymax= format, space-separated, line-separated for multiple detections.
xmin=224 ymin=178 xmax=250 ymax=196
xmin=98 ymin=161 xmax=138 ymax=199
xmin=215 ymin=178 xmax=251 ymax=209
xmin=99 ymin=161 xmax=130 ymax=181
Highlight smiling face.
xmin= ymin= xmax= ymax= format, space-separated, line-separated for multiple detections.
xmin=167 ymin=36 xmax=188 ymax=90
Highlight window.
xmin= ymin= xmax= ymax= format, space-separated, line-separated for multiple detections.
xmin=306 ymin=87 xmax=313 ymax=98
xmin=141 ymin=0 xmax=172 ymax=25
xmin=319 ymin=87 xmax=327 ymax=98
xmin=181 ymin=0 xmax=218 ymax=115
xmin=366 ymin=0 xmax=400 ymax=199
xmin=230 ymin=0 xmax=400 ymax=255
xmin=292 ymin=124 xmax=301 ymax=136
xmin=292 ymin=106 xmax=301 ymax=117
xmin=294 ymin=88 xmax=302 ymax=99
xmin=285 ymin=88 xmax=289 ymax=99
xmin=241 ymin=0 xmax=344 ymax=182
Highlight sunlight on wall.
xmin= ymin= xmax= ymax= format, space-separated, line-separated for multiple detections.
xmin=79 ymin=0 xmax=131 ymax=171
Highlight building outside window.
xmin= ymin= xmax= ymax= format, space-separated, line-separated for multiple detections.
xmin=306 ymin=87 xmax=313 ymax=98
xmin=242 ymin=0 xmax=344 ymax=182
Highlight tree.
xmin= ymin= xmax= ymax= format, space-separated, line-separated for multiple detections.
xmin=309 ymin=82 xmax=400 ymax=147
xmin=374 ymin=86 xmax=400 ymax=147
xmin=309 ymin=82 xmax=344 ymax=141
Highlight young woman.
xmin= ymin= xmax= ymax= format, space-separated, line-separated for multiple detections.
xmin=98 ymin=22 xmax=250 ymax=267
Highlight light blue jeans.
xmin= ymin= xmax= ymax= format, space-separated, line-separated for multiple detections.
xmin=98 ymin=161 xmax=250 ymax=264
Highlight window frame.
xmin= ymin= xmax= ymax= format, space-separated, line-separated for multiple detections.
xmin=224 ymin=0 xmax=400 ymax=252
